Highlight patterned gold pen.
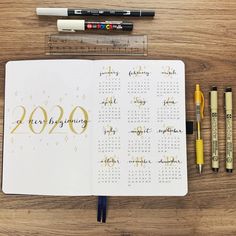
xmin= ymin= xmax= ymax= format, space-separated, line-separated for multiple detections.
xmin=210 ymin=86 xmax=219 ymax=172
xmin=225 ymin=87 xmax=233 ymax=173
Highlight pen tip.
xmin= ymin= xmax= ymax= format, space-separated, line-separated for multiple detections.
xmin=212 ymin=168 xmax=219 ymax=172
xmin=225 ymin=87 xmax=232 ymax=92
xmin=226 ymin=169 xmax=233 ymax=173
xmin=198 ymin=164 xmax=203 ymax=174
xmin=211 ymin=86 xmax=217 ymax=91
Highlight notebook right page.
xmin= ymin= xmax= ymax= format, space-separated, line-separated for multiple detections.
xmin=92 ymin=60 xmax=187 ymax=196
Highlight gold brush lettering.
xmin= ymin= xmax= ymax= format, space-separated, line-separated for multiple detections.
xmin=29 ymin=106 xmax=48 ymax=134
xmin=69 ymin=106 xmax=89 ymax=134
xmin=11 ymin=105 xmax=89 ymax=135
xmin=11 ymin=106 xmax=26 ymax=134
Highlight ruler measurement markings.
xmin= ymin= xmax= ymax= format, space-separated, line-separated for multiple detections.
xmin=46 ymin=34 xmax=147 ymax=56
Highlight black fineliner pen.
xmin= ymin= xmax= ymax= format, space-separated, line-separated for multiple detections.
xmin=36 ymin=8 xmax=155 ymax=17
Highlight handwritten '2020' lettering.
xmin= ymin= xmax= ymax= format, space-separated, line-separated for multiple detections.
xmin=11 ymin=105 xmax=89 ymax=135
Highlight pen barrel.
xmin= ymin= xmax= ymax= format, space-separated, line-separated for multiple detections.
xmin=211 ymin=110 xmax=219 ymax=168
xmin=36 ymin=8 xmax=155 ymax=17
xmin=210 ymin=90 xmax=218 ymax=168
xmin=72 ymin=9 xmax=127 ymax=16
xmin=85 ymin=22 xmax=133 ymax=31
xmin=196 ymin=139 xmax=204 ymax=165
xmin=210 ymin=90 xmax=218 ymax=110
xmin=69 ymin=9 xmax=155 ymax=17
xmin=225 ymin=90 xmax=233 ymax=170
xmin=196 ymin=121 xmax=201 ymax=139
xmin=225 ymin=109 xmax=233 ymax=170
xmin=195 ymin=104 xmax=201 ymax=122
xmin=57 ymin=20 xmax=133 ymax=32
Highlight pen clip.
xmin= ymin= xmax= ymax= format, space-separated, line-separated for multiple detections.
xmin=194 ymin=84 xmax=204 ymax=119
xmin=200 ymin=91 xmax=204 ymax=118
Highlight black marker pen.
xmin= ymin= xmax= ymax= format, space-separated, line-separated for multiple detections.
xmin=37 ymin=8 xmax=155 ymax=17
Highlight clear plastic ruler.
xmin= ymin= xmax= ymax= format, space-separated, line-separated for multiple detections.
xmin=46 ymin=34 xmax=148 ymax=56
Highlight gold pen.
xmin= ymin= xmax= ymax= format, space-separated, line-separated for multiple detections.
xmin=194 ymin=84 xmax=204 ymax=174
xmin=225 ymin=87 xmax=233 ymax=173
xmin=210 ymin=86 xmax=219 ymax=172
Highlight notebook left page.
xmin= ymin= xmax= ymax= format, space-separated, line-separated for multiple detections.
xmin=3 ymin=60 xmax=93 ymax=196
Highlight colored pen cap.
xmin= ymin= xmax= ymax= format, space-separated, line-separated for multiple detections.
xmin=57 ymin=20 xmax=85 ymax=32
xmin=37 ymin=8 xmax=68 ymax=16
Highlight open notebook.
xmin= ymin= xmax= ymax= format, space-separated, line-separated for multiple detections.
xmin=3 ymin=60 xmax=187 ymax=196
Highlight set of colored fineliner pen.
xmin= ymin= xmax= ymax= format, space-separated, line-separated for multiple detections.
xmin=36 ymin=7 xmax=155 ymax=32
xmin=194 ymin=85 xmax=233 ymax=174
